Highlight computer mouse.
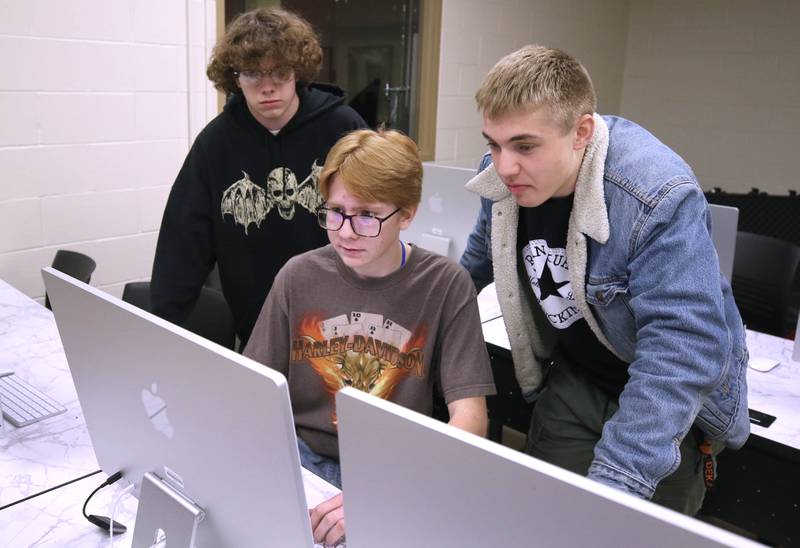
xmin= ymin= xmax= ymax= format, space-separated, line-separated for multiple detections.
xmin=748 ymin=356 xmax=781 ymax=372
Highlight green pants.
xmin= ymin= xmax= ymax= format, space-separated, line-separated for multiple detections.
xmin=525 ymin=359 xmax=716 ymax=515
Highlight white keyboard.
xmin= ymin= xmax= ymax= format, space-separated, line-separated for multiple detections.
xmin=0 ymin=370 xmax=67 ymax=427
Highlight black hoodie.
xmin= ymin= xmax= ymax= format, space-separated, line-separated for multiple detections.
xmin=151 ymin=84 xmax=367 ymax=345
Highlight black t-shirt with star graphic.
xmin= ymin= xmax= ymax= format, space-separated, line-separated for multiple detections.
xmin=518 ymin=195 xmax=629 ymax=397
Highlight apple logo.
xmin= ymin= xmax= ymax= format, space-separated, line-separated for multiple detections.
xmin=141 ymin=383 xmax=174 ymax=439
xmin=428 ymin=192 xmax=443 ymax=214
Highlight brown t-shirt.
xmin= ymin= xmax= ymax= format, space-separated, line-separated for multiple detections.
xmin=244 ymin=244 xmax=495 ymax=459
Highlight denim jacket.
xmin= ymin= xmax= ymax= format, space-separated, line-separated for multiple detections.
xmin=460 ymin=115 xmax=750 ymax=499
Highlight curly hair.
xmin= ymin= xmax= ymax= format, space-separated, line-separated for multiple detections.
xmin=206 ymin=8 xmax=323 ymax=95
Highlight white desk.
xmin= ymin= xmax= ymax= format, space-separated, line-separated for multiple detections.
xmin=0 ymin=278 xmax=99 ymax=509
xmin=0 ymin=278 xmax=340 ymax=547
xmin=0 ymin=473 xmax=138 ymax=547
xmin=743 ymin=331 xmax=800 ymax=451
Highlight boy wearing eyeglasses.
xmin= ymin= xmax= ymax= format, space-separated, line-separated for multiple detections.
xmin=244 ymin=129 xmax=496 ymax=547
xmin=151 ymin=7 xmax=366 ymax=347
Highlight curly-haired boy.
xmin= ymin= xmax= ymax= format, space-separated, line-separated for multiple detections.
xmin=151 ymin=8 xmax=367 ymax=345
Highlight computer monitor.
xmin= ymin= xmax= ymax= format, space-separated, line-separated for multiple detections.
xmin=336 ymin=387 xmax=760 ymax=548
xmin=709 ymin=204 xmax=739 ymax=281
xmin=42 ymin=267 xmax=314 ymax=547
xmin=401 ymin=162 xmax=481 ymax=262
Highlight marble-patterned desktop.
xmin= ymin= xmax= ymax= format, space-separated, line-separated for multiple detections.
xmin=0 ymin=278 xmax=100 ymax=509
xmin=744 ymin=329 xmax=800 ymax=450
xmin=0 ymin=465 xmax=340 ymax=547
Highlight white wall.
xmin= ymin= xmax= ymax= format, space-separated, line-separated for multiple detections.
xmin=621 ymin=0 xmax=800 ymax=194
xmin=0 ymin=0 xmax=218 ymax=301
xmin=435 ymin=0 xmax=631 ymax=168
xmin=435 ymin=0 xmax=800 ymax=197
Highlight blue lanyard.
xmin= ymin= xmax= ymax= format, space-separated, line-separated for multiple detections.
xmin=400 ymin=240 xmax=406 ymax=267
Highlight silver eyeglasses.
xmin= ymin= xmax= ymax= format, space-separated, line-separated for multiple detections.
xmin=317 ymin=207 xmax=402 ymax=237
xmin=234 ymin=66 xmax=294 ymax=87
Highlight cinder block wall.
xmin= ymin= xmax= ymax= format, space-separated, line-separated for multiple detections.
xmin=621 ymin=0 xmax=800 ymax=194
xmin=436 ymin=0 xmax=800 ymax=197
xmin=0 ymin=0 xmax=217 ymax=300
xmin=435 ymin=0 xmax=630 ymax=169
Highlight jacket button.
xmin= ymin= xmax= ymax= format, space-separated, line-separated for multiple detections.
xmin=596 ymin=291 xmax=604 ymax=302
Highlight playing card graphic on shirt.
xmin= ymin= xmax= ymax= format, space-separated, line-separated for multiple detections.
xmin=291 ymin=311 xmax=425 ymax=425
xmin=522 ymin=239 xmax=583 ymax=329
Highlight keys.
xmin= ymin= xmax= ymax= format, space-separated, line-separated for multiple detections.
xmin=0 ymin=371 xmax=67 ymax=427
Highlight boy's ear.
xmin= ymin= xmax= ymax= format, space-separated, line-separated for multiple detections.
xmin=573 ymin=113 xmax=594 ymax=150
xmin=399 ymin=205 xmax=418 ymax=230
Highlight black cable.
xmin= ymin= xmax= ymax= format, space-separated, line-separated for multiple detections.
xmin=0 ymin=469 xmax=101 ymax=511
xmin=81 ymin=471 xmax=128 ymax=534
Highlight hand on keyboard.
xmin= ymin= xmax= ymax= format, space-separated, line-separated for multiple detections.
xmin=0 ymin=371 xmax=68 ymax=427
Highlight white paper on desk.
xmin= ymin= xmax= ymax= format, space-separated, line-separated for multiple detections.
xmin=302 ymin=467 xmax=341 ymax=508
xmin=304 ymin=469 xmax=346 ymax=548
xmin=483 ymin=317 xmax=511 ymax=349
xmin=477 ymin=282 xmax=502 ymax=323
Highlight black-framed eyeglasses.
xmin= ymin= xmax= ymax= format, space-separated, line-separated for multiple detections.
xmin=234 ymin=65 xmax=294 ymax=87
xmin=317 ymin=207 xmax=402 ymax=237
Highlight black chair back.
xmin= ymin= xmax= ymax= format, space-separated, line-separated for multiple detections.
xmin=732 ymin=231 xmax=800 ymax=337
xmin=45 ymin=250 xmax=97 ymax=309
xmin=122 ymin=281 xmax=236 ymax=351
xmin=121 ymin=281 xmax=152 ymax=312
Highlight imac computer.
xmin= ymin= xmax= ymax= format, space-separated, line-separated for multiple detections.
xmin=401 ymin=162 xmax=481 ymax=262
xmin=42 ymin=267 xmax=315 ymax=547
xmin=336 ymin=387 xmax=761 ymax=548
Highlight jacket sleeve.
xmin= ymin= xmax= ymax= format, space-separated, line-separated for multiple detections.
xmin=587 ymin=181 xmax=732 ymax=499
xmin=459 ymin=153 xmax=495 ymax=291
xmin=150 ymin=143 xmax=215 ymax=325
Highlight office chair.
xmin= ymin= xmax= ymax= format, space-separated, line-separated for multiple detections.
xmin=122 ymin=281 xmax=236 ymax=350
xmin=45 ymin=249 xmax=97 ymax=310
xmin=204 ymin=263 xmax=222 ymax=293
xmin=731 ymin=231 xmax=800 ymax=338
xmin=485 ymin=351 xmax=535 ymax=443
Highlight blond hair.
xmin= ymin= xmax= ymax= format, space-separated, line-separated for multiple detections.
xmin=475 ymin=44 xmax=596 ymax=130
xmin=318 ymin=129 xmax=422 ymax=210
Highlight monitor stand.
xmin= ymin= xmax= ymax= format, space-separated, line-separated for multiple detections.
xmin=132 ymin=472 xmax=205 ymax=548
